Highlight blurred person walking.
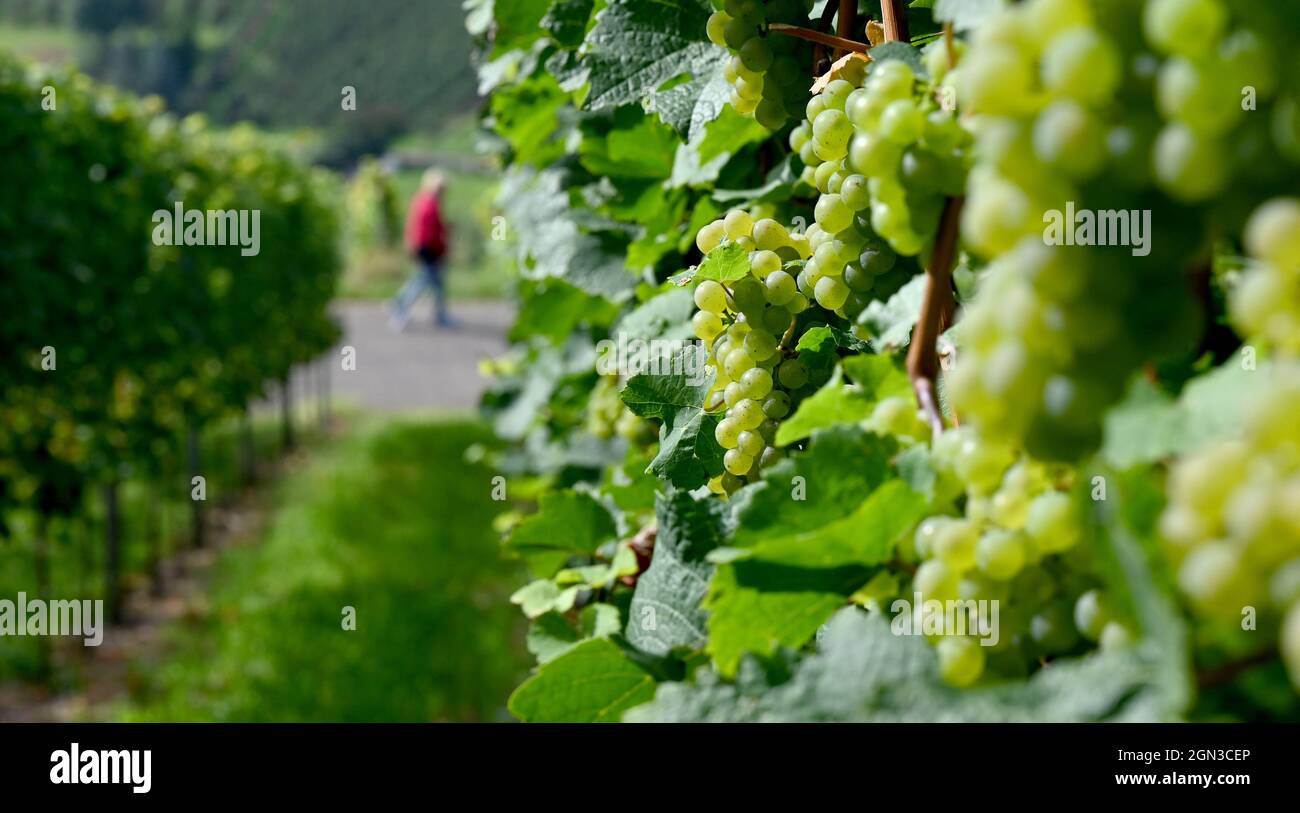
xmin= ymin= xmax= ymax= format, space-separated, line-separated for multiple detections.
xmin=390 ymin=169 xmax=452 ymax=330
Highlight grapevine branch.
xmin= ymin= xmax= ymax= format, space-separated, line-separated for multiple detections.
xmin=835 ymin=0 xmax=856 ymax=59
xmin=881 ymin=0 xmax=910 ymax=42
xmin=907 ymin=196 xmax=964 ymax=439
xmin=770 ymin=23 xmax=870 ymax=54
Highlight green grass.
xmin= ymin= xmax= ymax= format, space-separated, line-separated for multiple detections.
xmin=115 ymin=416 xmax=529 ymax=721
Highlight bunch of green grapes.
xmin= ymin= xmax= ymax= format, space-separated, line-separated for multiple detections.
xmin=793 ymin=55 xmax=969 ymax=257
xmin=706 ymin=0 xmax=815 ymax=130
xmin=1230 ymin=198 xmax=1300 ymax=354
xmin=587 ymin=374 xmax=657 ymax=444
xmin=782 ymin=54 xmax=969 ymax=333
xmin=1159 ymin=364 xmax=1300 ymax=687
xmin=692 ymin=209 xmax=831 ymax=494
xmin=865 ymin=406 xmax=1117 ymax=686
xmin=945 ymin=0 xmax=1226 ymax=460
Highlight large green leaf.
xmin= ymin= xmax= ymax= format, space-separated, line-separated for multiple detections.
xmin=581 ymin=0 xmax=723 ymax=124
xmin=669 ymin=241 xmax=750 ymax=286
xmin=621 ymin=347 xmax=724 ymax=489
xmin=631 ymin=607 xmax=1185 ymax=722
xmin=626 ymin=490 xmax=727 ymax=655
xmin=1101 ymin=350 xmax=1268 ymax=468
xmin=498 ymin=167 xmax=637 ymax=300
xmin=856 ymin=273 xmax=926 ymax=352
xmin=505 ymin=489 xmax=618 ymax=574
xmin=508 ymin=637 xmax=657 ymax=722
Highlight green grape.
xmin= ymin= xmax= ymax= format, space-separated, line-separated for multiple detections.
xmin=763 ymin=305 xmax=792 ymax=333
xmin=764 ymin=270 xmax=797 ymax=305
xmin=777 ymin=358 xmax=808 ymax=389
xmin=1245 ymin=198 xmax=1300 ymax=269
xmin=1025 ymin=491 xmax=1079 ymax=553
xmin=692 ymin=310 xmax=724 ymax=341
xmin=739 ymin=37 xmax=773 ymax=72
xmin=736 ymin=429 xmax=764 ymax=458
xmin=915 ymin=559 xmax=960 ymax=602
xmin=755 ymin=98 xmax=786 ymax=130
xmin=805 ymin=93 xmax=828 ymax=122
xmin=724 ymin=381 xmax=745 ymax=407
xmin=761 ymin=391 xmax=790 ymax=419
xmin=1029 ymin=602 xmax=1080 ymax=653
xmin=848 ymin=132 xmax=903 ymax=178
xmin=1143 ymin=0 xmax=1227 ymax=59
xmin=879 ymin=98 xmax=924 ymax=144
xmin=732 ymin=397 xmax=765 ymax=430
xmin=1041 ymin=26 xmax=1120 ymax=105
xmin=694 ymin=279 xmax=728 ymax=313
xmin=788 ymin=292 xmax=809 ymax=313
xmin=814 ymin=193 xmax=853 ymax=233
xmin=1073 ymin=589 xmax=1110 ymax=641
xmin=843 ymin=263 xmax=874 ymax=292
xmin=823 ymin=78 xmax=854 ymax=110
xmin=813 ymin=275 xmax=850 ymax=310
xmin=812 ymin=109 xmax=854 ymax=159
xmin=707 ymin=13 xmax=733 ymax=47
xmin=1152 ymin=123 xmax=1227 ymax=201
xmin=789 ymin=123 xmax=812 ymax=152
xmin=934 ymin=519 xmax=979 ymax=572
xmin=753 ymin=218 xmax=790 ymax=250
xmin=976 ymin=528 xmax=1027 ymax=580
xmin=813 ymin=160 xmax=839 ymax=193
xmin=743 ymin=330 xmax=778 ymax=361
xmin=1099 ymin=621 xmax=1134 ymax=650
xmin=937 ymin=637 xmax=985 ymax=687
xmin=751 ymin=249 xmax=782 ymax=278
xmin=869 ymin=60 xmax=914 ymax=100
xmin=840 ymin=174 xmax=870 ymax=210
xmin=1033 ymin=100 xmax=1106 ymax=178
xmin=731 ymin=278 xmax=765 ymax=312
xmin=696 ymin=220 xmax=726 ymax=253
xmin=740 ymin=366 xmax=773 ymax=399
xmin=723 ymin=16 xmax=755 ymax=51
xmin=759 ymin=445 xmax=784 ymax=469
xmin=715 ymin=416 xmax=742 ymax=449
xmin=724 ymin=209 xmax=756 ymax=240
xmin=723 ymin=346 xmax=755 ymax=380
xmin=723 ymin=448 xmax=754 ymax=475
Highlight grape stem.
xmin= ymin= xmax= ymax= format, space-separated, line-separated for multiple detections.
xmin=835 ymin=0 xmax=856 ymax=59
xmin=906 ymin=195 xmax=964 ymax=440
xmin=770 ymin=24 xmax=871 ymax=54
xmin=1195 ymin=647 xmax=1278 ymax=689
xmin=881 ymin=0 xmax=910 ymax=42
xmin=777 ymin=316 xmax=799 ymax=353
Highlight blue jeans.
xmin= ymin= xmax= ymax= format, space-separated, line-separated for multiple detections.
xmin=392 ymin=254 xmax=447 ymax=325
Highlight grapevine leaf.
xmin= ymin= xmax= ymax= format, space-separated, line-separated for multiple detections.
xmin=610 ymin=287 xmax=696 ymax=345
xmin=727 ymin=426 xmax=899 ymax=552
xmin=498 ymin=167 xmax=638 ymax=300
xmin=508 ymin=279 xmax=621 ymax=344
xmin=670 ymin=99 xmax=770 ymax=187
xmin=505 ymin=489 xmax=619 ymax=574
xmin=541 ymin=0 xmax=599 ymax=47
xmin=490 ymin=0 xmax=554 ymax=56
xmin=621 ymin=347 xmax=724 ymax=489
xmin=775 ymin=370 xmax=875 ymax=446
xmin=711 ymin=154 xmax=800 ymax=204
xmin=527 ymin=603 xmax=622 ymax=664
xmin=856 ymin=272 xmax=926 ymax=351
xmin=1101 ymin=350 xmax=1271 ymax=468
xmin=868 ymin=41 xmax=926 ymax=77
xmin=508 ymin=637 xmax=658 ymax=722
xmin=704 ymin=561 xmax=871 ymax=677
xmin=670 ymin=241 xmax=750 ymax=286
xmin=580 ymin=0 xmax=723 ymax=118
xmin=631 ymin=607 xmax=1184 ymax=722
xmin=626 ymin=490 xmax=727 ymax=655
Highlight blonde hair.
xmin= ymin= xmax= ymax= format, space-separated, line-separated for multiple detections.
xmin=420 ymin=168 xmax=446 ymax=194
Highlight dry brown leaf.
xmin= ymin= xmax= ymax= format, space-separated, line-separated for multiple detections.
xmin=810 ymin=51 xmax=871 ymax=94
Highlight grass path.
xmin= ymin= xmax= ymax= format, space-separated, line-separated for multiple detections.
xmin=105 ymin=416 xmax=528 ymax=721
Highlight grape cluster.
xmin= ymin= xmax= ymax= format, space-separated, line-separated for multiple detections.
xmin=588 ymin=374 xmax=657 ymax=444
xmin=1159 ymin=364 xmax=1300 ymax=687
xmin=865 ymin=410 xmax=1116 ymax=687
xmin=692 ymin=208 xmax=828 ymax=494
xmin=793 ymin=56 xmax=969 ymax=258
xmin=1230 ymin=198 xmax=1300 ymax=354
xmin=946 ymin=0 xmax=1215 ymax=460
xmin=706 ymin=0 xmax=814 ymax=130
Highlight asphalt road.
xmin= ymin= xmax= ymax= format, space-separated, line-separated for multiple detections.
xmin=321 ymin=299 xmax=513 ymax=413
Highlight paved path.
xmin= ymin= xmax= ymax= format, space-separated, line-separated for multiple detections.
xmin=324 ymin=299 xmax=513 ymax=412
